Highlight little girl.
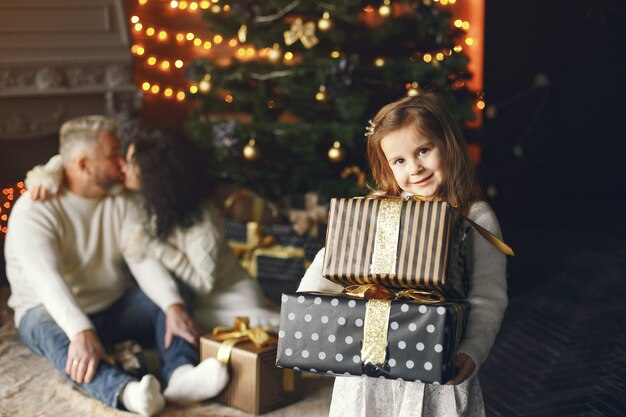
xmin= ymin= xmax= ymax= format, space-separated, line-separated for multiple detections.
xmin=298 ymin=92 xmax=508 ymax=417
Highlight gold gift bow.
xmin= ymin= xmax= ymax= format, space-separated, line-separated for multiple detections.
xmin=357 ymin=195 xmax=515 ymax=256
xmin=283 ymin=18 xmax=319 ymax=49
xmin=211 ymin=317 xmax=276 ymax=365
xmin=211 ymin=317 xmax=295 ymax=392
xmin=224 ymin=188 xmax=278 ymax=223
xmin=342 ymin=284 xmax=454 ymax=367
xmin=227 ymin=222 xmax=277 ymax=278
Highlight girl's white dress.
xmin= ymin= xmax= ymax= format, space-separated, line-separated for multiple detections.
xmin=297 ymin=202 xmax=507 ymax=417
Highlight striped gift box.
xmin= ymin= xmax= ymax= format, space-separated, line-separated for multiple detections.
xmin=322 ymin=198 xmax=470 ymax=298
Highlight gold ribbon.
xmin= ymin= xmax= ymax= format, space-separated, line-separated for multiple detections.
xmin=342 ymin=284 xmax=446 ymax=366
xmin=211 ymin=317 xmax=276 ymax=365
xmin=283 ymin=18 xmax=319 ymax=49
xmin=370 ymin=199 xmax=402 ymax=275
xmin=362 ymin=299 xmax=391 ymax=365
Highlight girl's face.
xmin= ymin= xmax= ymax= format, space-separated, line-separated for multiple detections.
xmin=380 ymin=127 xmax=446 ymax=198
xmin=121 ymin=143 xmax=142 ymax=191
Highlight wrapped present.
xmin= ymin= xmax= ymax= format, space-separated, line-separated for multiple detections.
xmin=251 ymin=245 xmax=307 ymax=303
xmin=276 ymin=289 xmax=469 ymax=384
xmin=200 ymin=317 xmax=302 ymax=415
xmin=109 ymin=340 xmax=148 ymax=378
xmin=264 ymin=223 xmax=325 ymax=262
xmin=224 ymin=188 xmax=279 ymax=223
xmin=285 ymin=192 xmax=329 ymax=239
xmin=322 ymin=197 xmax=470 ymax=298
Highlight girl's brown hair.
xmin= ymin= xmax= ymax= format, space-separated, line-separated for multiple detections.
xmin=366 ymin=91 xmax=481 ymax=215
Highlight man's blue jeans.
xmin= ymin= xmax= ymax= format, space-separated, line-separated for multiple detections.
xmin=18 ymin=287 xmax=198 ymax=409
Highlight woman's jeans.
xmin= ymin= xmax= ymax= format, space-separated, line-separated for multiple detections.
xmin=17 ymin=287 xmax=198 ymax=409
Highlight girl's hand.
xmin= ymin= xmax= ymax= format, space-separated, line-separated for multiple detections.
xmin=446 ymin=353 xmax=476 ymax=385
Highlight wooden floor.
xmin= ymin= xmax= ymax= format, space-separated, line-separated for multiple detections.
xmin=479 ymin=221 xmax=626 ymax=416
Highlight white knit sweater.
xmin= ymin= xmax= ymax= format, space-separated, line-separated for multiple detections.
xmin=4 ymin=189 xmax=183 ymax=339
xmin=297 ymin=201 xmax=508 ymax=371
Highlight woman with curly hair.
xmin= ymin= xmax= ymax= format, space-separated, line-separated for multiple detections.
xmin=26 ymin=131 xmax=279 ymax=332
xmin=122 ymin=131 xmax=279 ymax=331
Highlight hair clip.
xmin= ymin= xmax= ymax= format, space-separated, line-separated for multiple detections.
xmin=364 ymin=119 xmax=376 ymax=137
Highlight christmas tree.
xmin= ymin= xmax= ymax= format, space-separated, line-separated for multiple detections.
xmin=185 ymin=0 xmax=479 ymax=199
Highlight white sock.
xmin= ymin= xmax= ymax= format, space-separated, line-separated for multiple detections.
xmin=163 ymin=359 xmax=229 ymax=403
xmin=120 ymin=374 xmax=165 ymax=416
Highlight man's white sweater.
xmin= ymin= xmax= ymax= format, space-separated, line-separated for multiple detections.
xmin=4 ymin=189 xmax=183 ymax=339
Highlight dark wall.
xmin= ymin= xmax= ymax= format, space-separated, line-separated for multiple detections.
xmin=481 ymin=0 xmax=626 ymax=230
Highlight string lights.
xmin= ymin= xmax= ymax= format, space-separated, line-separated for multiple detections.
xmin=0 ymin=182 xmax=26 ymax=237
xmin=127 ymin=0 xmax=484 ymax=109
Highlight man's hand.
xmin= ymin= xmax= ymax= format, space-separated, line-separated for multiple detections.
xmin=447 ymin=353 xmax=476 ymax=385
xmin=65 ymin=329 xmax=114 ymax=384
xmin=164 ymin=303 xmax=200 ymax=349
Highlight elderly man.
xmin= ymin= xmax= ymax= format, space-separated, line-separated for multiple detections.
xmin=4 ymin=116 xmax=227 ymax=416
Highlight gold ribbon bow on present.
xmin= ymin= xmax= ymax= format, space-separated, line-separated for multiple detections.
xmin=284 ymin=18 xmax=319 ymax=49
xmin=211 ymin=317 xmax=276 ymax=365
xmin=344 ymin=284 xmax=446 ymax=304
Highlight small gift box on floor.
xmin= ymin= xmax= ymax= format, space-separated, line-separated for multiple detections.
xmin=323 ymin=198 xmax=471 ymax=298
xmin=200 ymin=317 xmax=302 ymax=415
xmin=276 ymin=290 xmax=469 ymax=384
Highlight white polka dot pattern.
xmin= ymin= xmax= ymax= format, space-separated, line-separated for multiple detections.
xmin=275 ymin=292 xmax=469 ymax=384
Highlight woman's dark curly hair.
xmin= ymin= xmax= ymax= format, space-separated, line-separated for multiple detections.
xmin=130 ymin=130 xmax=213 ymax=240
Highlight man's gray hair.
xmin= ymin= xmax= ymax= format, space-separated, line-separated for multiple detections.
xmin=59 ymin=115 xmax=118 ymax=161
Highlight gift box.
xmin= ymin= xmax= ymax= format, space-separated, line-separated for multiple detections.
xmin=200 ymin=318 xmax=302 ymax=415
xmin=276 ymin=291 xmax=469 ymax=384
xmin=264 ymin=223 xmax=325 ymax=262
xmin=252 ymin=245 xmax=307 ymax=304
xmin=322 ymin=198 xmax=470 ymax=298
xmin=109 ymin=340 xmax=148 ymax=378
xmin=223 ymin=188 xmax=279 ymax=224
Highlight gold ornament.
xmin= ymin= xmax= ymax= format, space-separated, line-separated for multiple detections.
xmin=198 ymin=75 xmax=212 ymax=93
xmin=238 ymin=25 xmax=247 ymax=43
xmin=284 ymin=18 xmax=319 ymax=49
xmin=243 ymin=139 xmax=260 ymax=161
xmin=268 ymin=43 xmax=282 ymax=63
xmin=407 ymin=82 xmax=420 ymax=97
xmin=315 ymin=85 xmax=327 ymax=102
xmin=328 ymin=140 xmax=346 ymax=163
xmin=318 ymin=12 xmax=332 ymax=31
xmin=379 ymin=0 xmax=391 ymax=17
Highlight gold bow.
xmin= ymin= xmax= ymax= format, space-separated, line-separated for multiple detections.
xmin=344 ymin=284 xmax=446 ymax=304
xmin=284 ymin=18 xmax=319 ymax=49
xmin=211 ymin=317 xmax=276 ymax=365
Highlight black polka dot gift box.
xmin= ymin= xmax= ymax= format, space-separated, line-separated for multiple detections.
xmin=322 ymin=198 xmax=471 ymax=298
xmin=276 ymin=292 xmax=469 ymax=384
